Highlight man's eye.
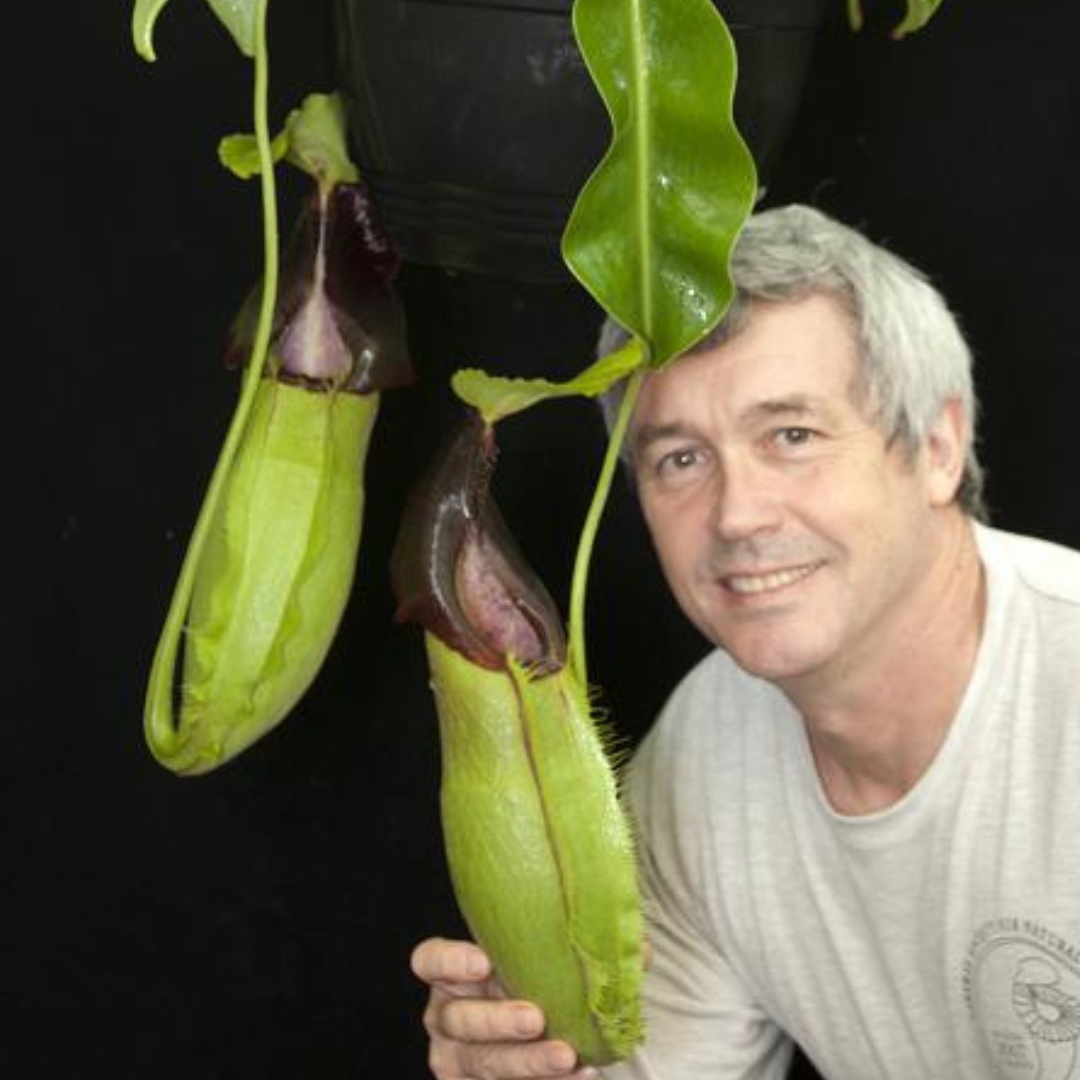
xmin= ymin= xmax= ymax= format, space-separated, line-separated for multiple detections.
xmin=658 ymin=448 xmax=701 ymax=473
xmin=773 ymin=427 xmax=816 ymax=450
xmin=645 ymin=447 xmax=708 ymax=488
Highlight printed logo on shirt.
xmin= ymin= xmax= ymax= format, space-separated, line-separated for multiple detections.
xmin=964 ymin=916 xmax=1080 ymax=1080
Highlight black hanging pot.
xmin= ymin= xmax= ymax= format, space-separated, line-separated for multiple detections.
xmin=333 ymin=0 xmax=831 ymax=282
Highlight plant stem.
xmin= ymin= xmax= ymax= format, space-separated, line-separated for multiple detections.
xmin=145 ymin=0 xmax=280 ymax=754
xmin=568 ymin=366 xmax=645 ymax=688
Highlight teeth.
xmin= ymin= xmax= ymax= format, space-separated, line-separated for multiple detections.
xmin=725 ymin=563 xmax=819 ymax=596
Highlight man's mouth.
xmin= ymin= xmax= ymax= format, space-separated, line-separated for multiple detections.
xmin=722 ymin=561 xmax=823 ymax=596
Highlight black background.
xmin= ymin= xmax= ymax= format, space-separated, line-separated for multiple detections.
xmin=5 ymin=1 xmax=1079 ymax=1077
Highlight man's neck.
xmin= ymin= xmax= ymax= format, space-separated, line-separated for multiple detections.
xmin=783 ymin=513 xmax=986 ymax=817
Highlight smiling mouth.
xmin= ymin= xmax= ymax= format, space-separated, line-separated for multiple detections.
xmin=722 ymin=562 xmax=824 ymax=597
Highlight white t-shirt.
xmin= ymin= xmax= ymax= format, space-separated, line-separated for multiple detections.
xmin=608 ymin=525 xmax=1080 ymax=1080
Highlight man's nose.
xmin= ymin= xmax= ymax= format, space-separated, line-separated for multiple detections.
xmin=710 ymin=456 xmax=782 ymax=541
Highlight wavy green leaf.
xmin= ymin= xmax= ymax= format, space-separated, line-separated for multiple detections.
xmin=562 ymin=0 xmax=757 ymax=369
xmin=451 ymin=340 xmax=644 ymax=425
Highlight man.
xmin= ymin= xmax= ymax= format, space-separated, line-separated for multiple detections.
xmin=412 ymin=205 xmax=1080 ymax=1079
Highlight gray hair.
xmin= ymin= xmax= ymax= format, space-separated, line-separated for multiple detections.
xmin=600 ymin=204 xmax=986 ymax=519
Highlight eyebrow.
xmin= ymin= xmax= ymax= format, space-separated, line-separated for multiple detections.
xmin=742 ymin=394 xmax=839 ymax=424
xmin=631 ymin=421 xmax=698 ymax=458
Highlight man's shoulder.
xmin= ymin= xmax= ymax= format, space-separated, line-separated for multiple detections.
xmin=980 ymin=524 xmax=1080 ymax=609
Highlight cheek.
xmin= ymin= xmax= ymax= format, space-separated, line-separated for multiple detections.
xmin=648 ymin=519 xmax=713 ymax=627
xmin=808 ymin=455 xmax=906 ymax=529
xmin=825 ymin=473 xmax=929 ymax=587
xmin=641 ymin=498 xmax=695 ymax=580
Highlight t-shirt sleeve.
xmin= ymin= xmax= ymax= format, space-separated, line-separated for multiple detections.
xmin=602 ymin=713 xmax=793 ymax=1080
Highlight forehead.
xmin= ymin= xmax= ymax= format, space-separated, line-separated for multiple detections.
xmin=631 ymin=294 xmax=861 ymax=433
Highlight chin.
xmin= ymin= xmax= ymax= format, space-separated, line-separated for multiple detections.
xmin=725 ymin=650 xmax=800 ymax=681
xmin=716 ymin=629 xmax=834 ymax=684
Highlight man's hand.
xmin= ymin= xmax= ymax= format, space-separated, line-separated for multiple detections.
xmin=411 ymin=937 xmax=599 ymax=1080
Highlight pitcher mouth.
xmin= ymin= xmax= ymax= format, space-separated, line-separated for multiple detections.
xmin=390 ymin=411 xmax=566 ymax=673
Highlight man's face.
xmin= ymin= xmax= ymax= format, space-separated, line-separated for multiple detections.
xmin=629 ymin=293 xmax=962 ymax=690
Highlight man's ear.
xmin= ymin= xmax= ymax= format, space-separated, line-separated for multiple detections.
xmin=925 ymin=397 xmax=969 ymax=507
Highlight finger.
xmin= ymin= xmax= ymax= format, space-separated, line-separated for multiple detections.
xmin=435 ymin=996 xmax=547 ymax=1045
xmin=453 ymin=1038 xmax=581 ymax=1080
xmin=412 ymin=937 xmax=493 ymax=988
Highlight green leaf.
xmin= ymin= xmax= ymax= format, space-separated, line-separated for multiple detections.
xmin=204 ymin=0 xmax=259 ymax=57
xmin=891 ymin=0 xmax=946 ymax=38
xmin=562 ymin=0 xmax=757 ymax=369
xmin=219 ymin=129 xmax=290 ymax=179
xmin=451 ymin=340 xmax=644 ymax=425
